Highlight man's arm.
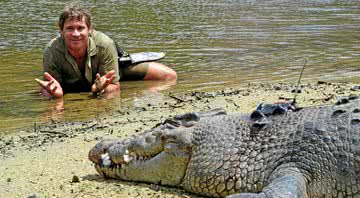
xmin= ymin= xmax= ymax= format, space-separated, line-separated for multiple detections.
xmin=91 ymin=70 xmax=120 ymax=95
xmin=38 ymin=44 xmax=65 ymax=98
xmin=103 ymin=81 xmax=120 ymax=99
xmin=90 ymin=32 xmax=121 ymax=96
xmin=35 ymin=72 xmax=64 ymax=98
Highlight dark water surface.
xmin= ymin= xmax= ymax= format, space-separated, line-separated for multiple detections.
xmin=0 ymin=0 xmax=359 ymax=133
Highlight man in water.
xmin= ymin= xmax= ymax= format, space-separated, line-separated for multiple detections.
xmin=35 ymin=3 xmax=177 ymax=98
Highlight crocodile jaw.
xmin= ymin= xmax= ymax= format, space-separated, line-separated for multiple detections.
xmin=94 ymin=149 xmax=190 ymax=186
xmin=89 ymin=129 xmax=192 ymax=186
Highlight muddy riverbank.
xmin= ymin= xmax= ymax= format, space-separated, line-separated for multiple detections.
xmin=1 ymin=82 xmax=359 ymax=197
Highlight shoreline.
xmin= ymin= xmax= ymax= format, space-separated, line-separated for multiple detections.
xmin=1 ymin=81 xmax=359 ymax=197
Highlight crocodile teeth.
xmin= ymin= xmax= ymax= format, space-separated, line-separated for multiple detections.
xmin=101 ymin=153 xmax=112 ymax=167
xmin=123 ymin=154 xmax=133 ymax=163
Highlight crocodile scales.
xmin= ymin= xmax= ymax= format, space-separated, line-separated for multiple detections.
xmin=89 ymin=96 xmax=360 ymax=198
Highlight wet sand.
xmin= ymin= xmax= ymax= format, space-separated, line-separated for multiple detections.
xmin=1 ymin=82 xmax=359 ymax=197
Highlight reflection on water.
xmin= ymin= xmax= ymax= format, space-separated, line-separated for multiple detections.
xmin=0 ymin=0 xmax=359 ymax=133
xmin=39 ymin=79 xmax=177 ymax=124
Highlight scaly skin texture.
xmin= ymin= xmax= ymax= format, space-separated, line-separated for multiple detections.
xmin=89 ymin=96 xmax=360 ymax=198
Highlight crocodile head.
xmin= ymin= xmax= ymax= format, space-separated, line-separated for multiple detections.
xmin=88 ymin=127 xmax=192 ymax=186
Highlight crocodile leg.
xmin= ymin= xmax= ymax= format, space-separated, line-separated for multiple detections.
xmin=227 ymin=166 xmax=308 ymax=198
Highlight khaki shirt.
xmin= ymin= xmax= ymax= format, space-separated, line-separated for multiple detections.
xmin=43 ymin=30 xmax=120 ymax=93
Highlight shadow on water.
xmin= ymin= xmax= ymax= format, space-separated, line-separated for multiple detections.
xmin=0 ymin=0 xmax=359 ymax=133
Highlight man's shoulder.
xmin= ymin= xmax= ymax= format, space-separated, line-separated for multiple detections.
xmin=91 ymin=30 xmax=115 ymax=47
xmin=45 ymin=35 xmax=65 ymax=53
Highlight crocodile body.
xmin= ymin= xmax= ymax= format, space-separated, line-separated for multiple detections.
xmin=89 ymin=96 xmax=360 ymax=197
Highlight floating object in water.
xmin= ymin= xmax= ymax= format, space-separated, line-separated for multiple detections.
xmin=119 ymin=52 xmax=166 ymax=64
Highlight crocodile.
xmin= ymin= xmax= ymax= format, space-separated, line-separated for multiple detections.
xmin=89 ymin=96 xmax=360 ymax=198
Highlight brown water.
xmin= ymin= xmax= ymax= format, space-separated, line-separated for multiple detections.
xmin=0 ymin=0 xmax=359 ymax=133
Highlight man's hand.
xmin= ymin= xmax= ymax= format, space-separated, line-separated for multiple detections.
xmin=91 ymin=70 xmax=117 ymax=94
xmin=35 ymin=72 xmax=64 ymax=98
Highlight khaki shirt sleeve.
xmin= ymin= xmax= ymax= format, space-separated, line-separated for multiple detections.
xmin=42 ymin=47 xmax=63 ymax=84
xmin=97 ymin=40 xmax=120 ymax=82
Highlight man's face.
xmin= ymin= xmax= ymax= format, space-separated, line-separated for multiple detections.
xmin=61 ymin=17 xmax=90 ymax=54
